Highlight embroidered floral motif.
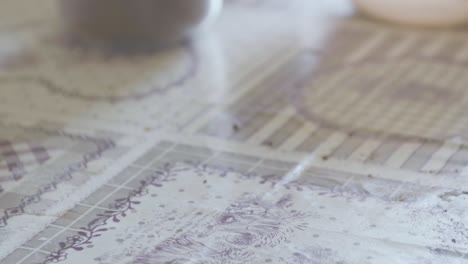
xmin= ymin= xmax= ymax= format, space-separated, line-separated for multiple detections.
xmin=131 ymin=194 xmax=310 ymax=264
xmin=43 ymin=163 xmax=183 ymax=264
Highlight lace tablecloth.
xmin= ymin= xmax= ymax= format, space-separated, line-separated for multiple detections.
xmin=1 ymin=0 xmax=467 ymax=263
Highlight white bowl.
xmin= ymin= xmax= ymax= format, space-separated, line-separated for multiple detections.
xmin=354 ymin=0 xmax=468 ymax=27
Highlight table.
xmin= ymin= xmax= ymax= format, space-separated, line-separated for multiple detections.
xmin=0 ymin=0 xmax=467 ymax=263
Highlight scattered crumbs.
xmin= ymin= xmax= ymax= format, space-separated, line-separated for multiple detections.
xmin=321 ymin=155 xmax=329 ymax=161
xmin=396 ymin=195 xmax=406 ymax=202
xmin=452 ymin=239 xmax=456 ymax=243
xmin=203 ymin=180 xmax=207 ymax=184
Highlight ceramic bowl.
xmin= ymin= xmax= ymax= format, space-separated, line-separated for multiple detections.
xmin=354 ymin=0 xmax=468 ymax=27
xmin=59 ymin=0 xmax=223 ymax=47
